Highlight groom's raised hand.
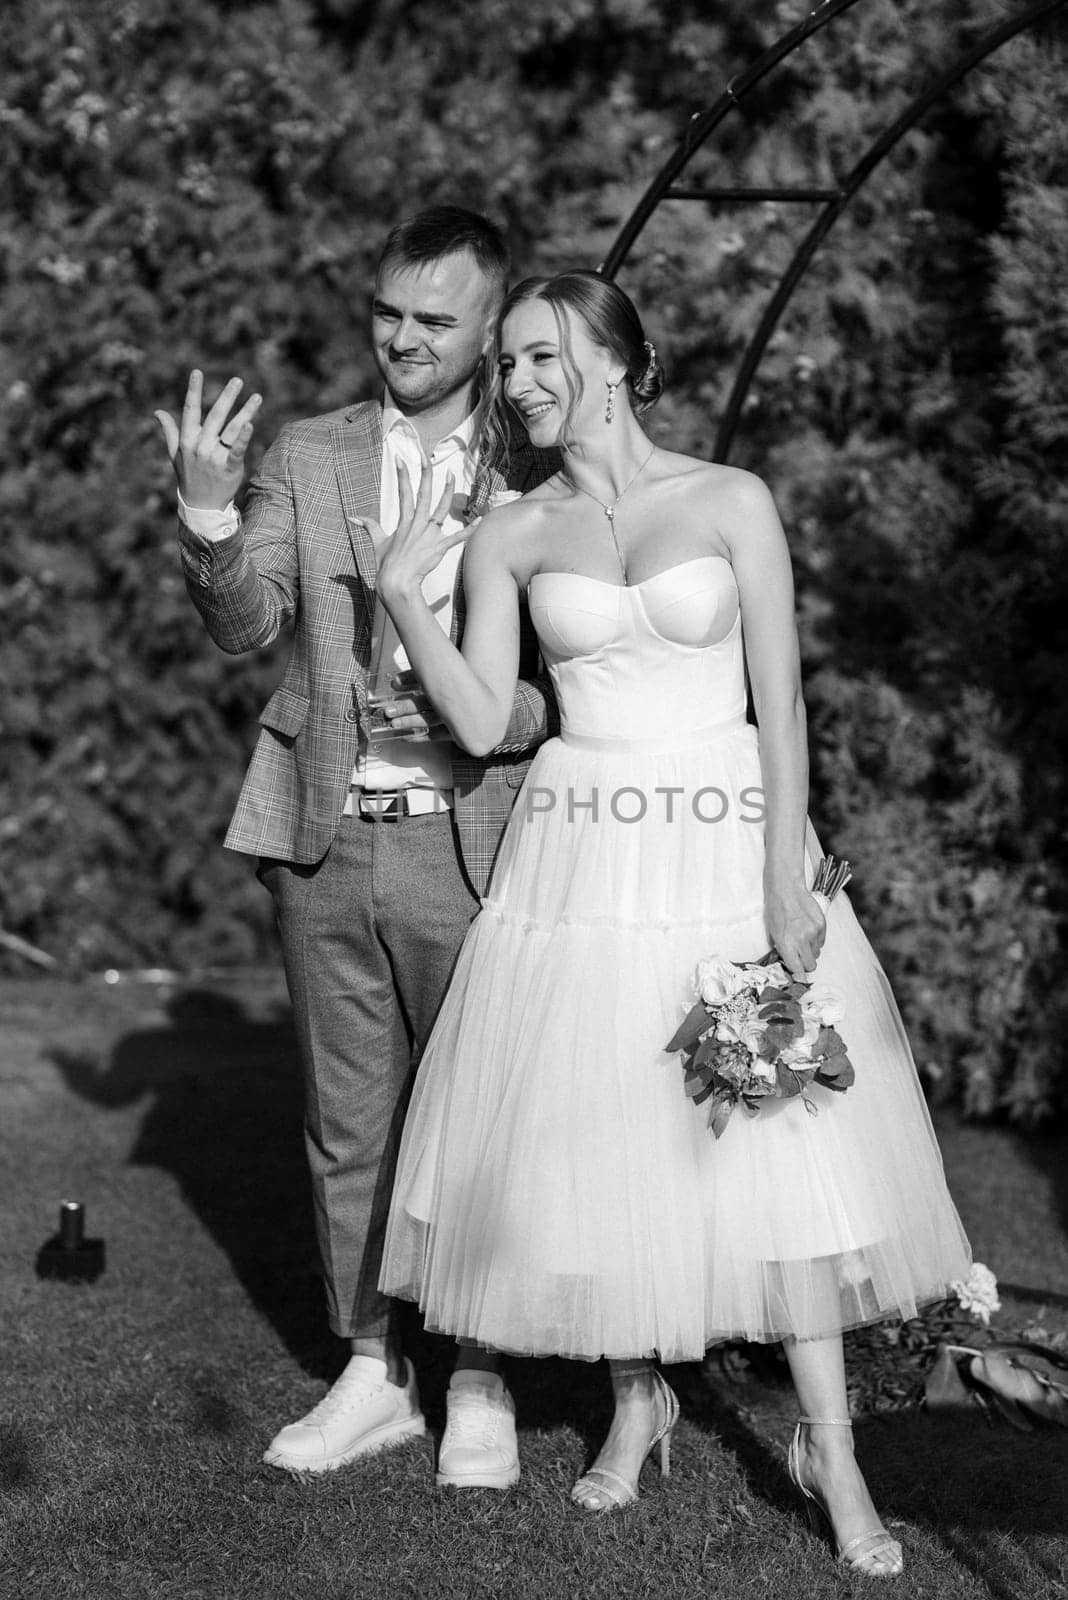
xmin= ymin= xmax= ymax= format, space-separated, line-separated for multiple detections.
xmin=154 ymin=370 xmax=262 ymax=510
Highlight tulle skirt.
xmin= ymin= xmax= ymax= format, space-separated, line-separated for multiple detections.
xmin=380 ymin=721 xmax=971 ymax=1361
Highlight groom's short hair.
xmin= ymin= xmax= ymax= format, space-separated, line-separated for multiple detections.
xmin=378 ymin=206 xmax=510 ymax=296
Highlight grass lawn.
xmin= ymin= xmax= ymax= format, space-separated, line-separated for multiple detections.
xmin=1 ymin=972 xmax=1066 ymax=1600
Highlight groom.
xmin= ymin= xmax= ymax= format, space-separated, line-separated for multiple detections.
xmin=156 ymin=207 xmax=556 ymax=1485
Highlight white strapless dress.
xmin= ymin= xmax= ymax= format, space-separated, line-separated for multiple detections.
xmin=380 ymin=557 xmax=971 ymax=1361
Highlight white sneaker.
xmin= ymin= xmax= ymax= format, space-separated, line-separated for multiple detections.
xmin=436 ymin=1370 xmax=520 ymax=1489
xmin=263 ymin=1355 xmax=426 ymax=1473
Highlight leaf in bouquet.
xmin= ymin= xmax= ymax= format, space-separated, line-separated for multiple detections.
xmin=755 ymin=986 xmax=793 ymax=1008
xmin=775 ymin=1059 xmax=807 ymax=1097
xmin=684 ymin=1065 xmax=717 ymax=1105
xmin=708 ymin=1095 xmax=734 ymax=1139
xmin=665 ymin=1000 xmax=711 ymax=1055
xmin=758 ymin=980 xmax=809 ymax=1003
xmin=814 ymin=1025 xmax=848 ymax=1059
xmin=760 ymin=1019 xmax=804 ymax=1057
xmin=816 ymin=1053 xmax=855 ymax=1091
xmin=758 ymin=997 xmax=803 ymax=1025
xmin=693 ymin=1034 xmax=724 ymax=1069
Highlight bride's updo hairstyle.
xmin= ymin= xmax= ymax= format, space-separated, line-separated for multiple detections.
xmin=486 ymin=269 xmax=664 ymax=457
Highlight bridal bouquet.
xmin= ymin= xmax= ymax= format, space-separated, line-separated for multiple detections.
xmin=665 ymin=856 xmax=855 ymax=1138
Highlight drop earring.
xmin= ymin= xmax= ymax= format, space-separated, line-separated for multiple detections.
xmin=605 ymin=381 xmax=617 ymax=424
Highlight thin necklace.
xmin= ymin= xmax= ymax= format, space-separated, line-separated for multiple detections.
xmin=563 ymin=445 xmax=656 ymax=526
xmin=563 ymin=445 xmax=656 ymax=577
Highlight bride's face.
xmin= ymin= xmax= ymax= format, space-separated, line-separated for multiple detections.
xmin=498 ymin=298 xmax=616 ymax=447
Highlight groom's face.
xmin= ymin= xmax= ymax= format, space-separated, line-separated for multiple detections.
xmin=371 ymin=249 xmax=500 ymax=415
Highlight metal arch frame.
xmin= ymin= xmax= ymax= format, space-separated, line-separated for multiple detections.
xmin=600 ymin=0 xmax=1068 ymax=462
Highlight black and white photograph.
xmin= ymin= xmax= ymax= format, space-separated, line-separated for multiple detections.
xmin=2 ymin=2 xmax=1067 ymax=1596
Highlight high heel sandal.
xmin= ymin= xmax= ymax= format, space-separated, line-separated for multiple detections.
xmin=571 ymin=1369 xmax=680 ymax=1512
xmin=787 ymin=1417 xmax=904 ymax=1578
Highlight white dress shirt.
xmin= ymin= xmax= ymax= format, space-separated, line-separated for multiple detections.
xmin=356 ymin=403 xmax=475 ymax=796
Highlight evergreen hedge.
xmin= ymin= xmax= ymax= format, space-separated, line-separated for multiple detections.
xmin=2 ymin=0 xmax=1064 ymax=1122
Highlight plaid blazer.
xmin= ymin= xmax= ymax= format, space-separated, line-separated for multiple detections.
xmin=178 ymin=400 xmax=559 ymax=895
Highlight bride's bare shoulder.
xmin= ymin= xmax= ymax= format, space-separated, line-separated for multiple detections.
xmin=656 ymin=452 xmax=773 ymax=505
xmin=465 ymin=486 xmax=564 ymax=586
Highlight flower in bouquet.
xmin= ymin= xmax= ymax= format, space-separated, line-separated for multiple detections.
xmin=664 ymin=856 xmax=855 ymax=1138
xmin=695 ymin=953 xmax=762 ymax=1006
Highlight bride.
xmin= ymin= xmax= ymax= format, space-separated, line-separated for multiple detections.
xmin=371 ymin=269 xmax=970 ymax=1578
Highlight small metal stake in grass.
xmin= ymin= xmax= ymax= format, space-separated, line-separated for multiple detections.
xmin=35 ymin=1201 xmax=106 ymax=1282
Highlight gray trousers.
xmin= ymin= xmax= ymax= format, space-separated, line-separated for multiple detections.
xmin=260 ymin=810 xmax=479 ymax=1338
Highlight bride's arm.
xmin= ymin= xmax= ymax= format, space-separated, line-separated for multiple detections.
xmin=376 ymin=491 xmax=524 ymax=758
xmin=720 ymin=469 xmax=824 ymax=980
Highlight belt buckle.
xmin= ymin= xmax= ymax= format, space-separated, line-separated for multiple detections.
xmin=359 ymin=790 xmax=404 ymax=821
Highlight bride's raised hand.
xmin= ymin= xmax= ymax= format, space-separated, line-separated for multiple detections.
xmin=373 ymin=463 xmax=470 ymax=605
xmin=764 ymin=878 xmax=826 ymax=983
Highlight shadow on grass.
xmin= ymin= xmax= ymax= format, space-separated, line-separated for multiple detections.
xmin=49 ymin=986 xmax=340 ymax=1380
xmin=0 ymin=1423 xmax=33 ymax=1489
xmin=43 ymin=989 xmax=661 ymax=1435
xmin=887 ymin=1412 xmax=1068 ymax=1598
xmin=684 ymin=1369 xmax=1068 ymax=1599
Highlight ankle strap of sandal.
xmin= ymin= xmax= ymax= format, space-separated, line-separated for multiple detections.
xmin=797 ymin=1416 xmax=853 ymax=1426
xmin=612 ymin=1360 xmax=656 ymax=1379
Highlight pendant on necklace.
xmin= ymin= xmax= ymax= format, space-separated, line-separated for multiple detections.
xmin=604 ymin=507 xmax=615 ymax=522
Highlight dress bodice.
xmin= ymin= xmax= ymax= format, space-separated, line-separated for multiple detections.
xmin=528 ymin=555 xmax=746 ymax=744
